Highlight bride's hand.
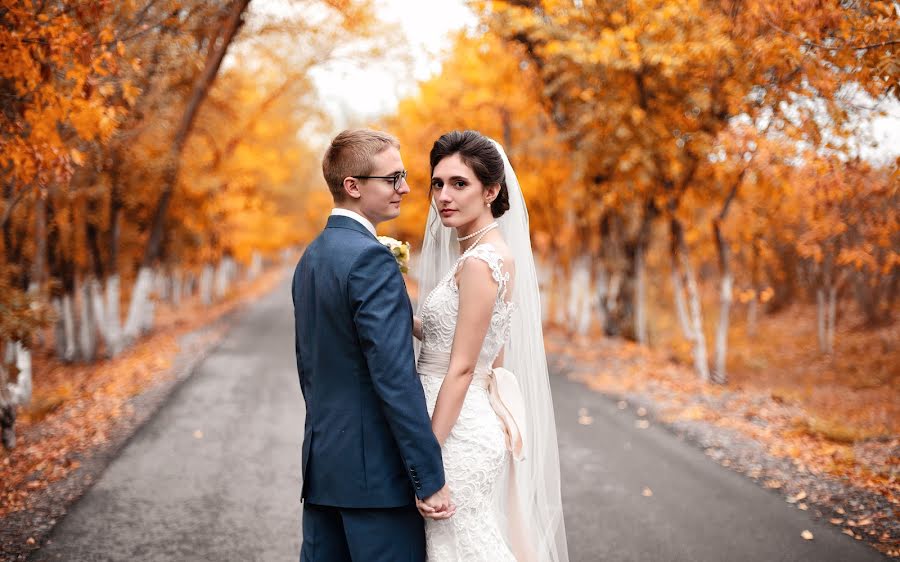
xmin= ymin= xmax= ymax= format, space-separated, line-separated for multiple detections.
xmin=416 ymin=485 xmax=456 ymax=520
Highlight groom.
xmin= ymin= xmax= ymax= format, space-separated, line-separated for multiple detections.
xmin=292 ymin=129 xmax=451 ymax=561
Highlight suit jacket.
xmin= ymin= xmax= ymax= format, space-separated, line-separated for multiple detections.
xmin=292 ymin=214 xmax=444 ymax=508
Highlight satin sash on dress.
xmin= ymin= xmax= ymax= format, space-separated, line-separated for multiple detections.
xmin=417 ymin=348 xmax=527 ymax=460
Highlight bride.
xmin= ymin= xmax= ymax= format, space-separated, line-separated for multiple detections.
xmin=413 ymin=130 xmax=568 ymax=562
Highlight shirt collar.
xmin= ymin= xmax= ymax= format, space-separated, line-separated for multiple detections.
xmin=330 ymin=208 xmax=376 ymax=237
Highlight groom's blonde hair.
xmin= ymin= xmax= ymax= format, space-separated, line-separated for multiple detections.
xmin=322 ymin=129 xmax=400 ymax=202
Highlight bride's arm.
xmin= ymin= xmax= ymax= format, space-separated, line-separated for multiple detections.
xmin=430 ymin=258 xmax=498 ymax=446
xmin=413 ymin=316 xmax=423 ymax=341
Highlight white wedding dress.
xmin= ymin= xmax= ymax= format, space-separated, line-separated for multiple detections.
xmin=417 ymin=242 xmax=517 ymax=562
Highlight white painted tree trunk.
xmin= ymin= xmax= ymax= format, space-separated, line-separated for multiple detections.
xmin=680 ymin=250 xmax=711 ymax=382
xmin=122 ymin=266 xmax=154 ymax=345
xmin=156 ymin=270 xmax=170 ymax=301
xmin=78 ymin=281 xmax=97 ymax=362
xmin=249 ymin=251 xmax=262 ymax=280
xmin=713 ymin=271 xmax=732 ymax=384
xmin=61 ymin=293 xmax=77 ymax=362
xmin=89 ymin=279 xmax=107 ymax=341
xmin=568 ymin=258 xmax=593 ymax=336
xmin=635 ymin=247 xmax=647 ymax=345
xmin=672 ymin=267 xmax=694 ymax=340
xmin=595 ymin=265 xmax=609 ymax=333
xmin=172 ymin=270 xmax=183 ymax=306
xmin=185 ymin=272 xmax=195 ymax=299
xmin=105 ymin=274 xmax=124 ymax=356
xmin=200 ymin=264 xmax=214 ymax=306
xmin=1 ymin=340 xmax=34 ymax=449
xmin=52 ymin=297 xmax=66 ymax=359
xmin=10 ymin=342 xmax=32 ymax=405
xmin=215 ymin=258 xmax=231 ymax=299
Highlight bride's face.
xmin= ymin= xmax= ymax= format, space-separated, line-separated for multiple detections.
xmin=431 ymin=153 xmax=497 ymax=229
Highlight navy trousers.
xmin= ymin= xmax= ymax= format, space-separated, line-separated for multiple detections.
xmin=300 ymin=503 xmax=425 ymax=562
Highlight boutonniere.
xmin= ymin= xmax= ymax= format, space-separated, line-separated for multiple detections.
xmin=377 ymin=236 xmax=411 ymax=274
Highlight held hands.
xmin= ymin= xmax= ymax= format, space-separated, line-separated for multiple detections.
xmin=416 ymin=484 xmax=455 ymax=520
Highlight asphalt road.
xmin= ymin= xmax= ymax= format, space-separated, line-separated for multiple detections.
xmin=31 ymin=276 xmax=885 ymax=561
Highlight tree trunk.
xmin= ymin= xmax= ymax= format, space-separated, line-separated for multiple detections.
xmin=104 ymin=274 xmax=124 ymax=356
xmin=200 ymin=264 xmax=214 ymax=306
xmin=594 ymin=263 xmax=609 ymax=334
xmin=671 ymin=264 xmax=694 ymax=339
xmin=122 ymin=0 xmax=251 ymax=338
xmin=712 ymin=219 xmax=732 ymax=384
xmin=78 ymin=280 xmax=97 ymax=362
xmin=171 ymin=269 xmax=183 ymax=306
xmin=122 ymin=267 xmax=154 ymax=344
xmin=672 ymin=218 xmax=711 ymax=381
xmin=249 ymin=250 xmax=262 ymax=280
xmin=52 ymin=297 xmax=65 ymax=358
xmin=0 ymin=358 xmax=16 ymax=450
xmin=141 ymin=0 xmax=251 ymax=270
xmin=634 ymin=246 xmax=647 ymax=344
xmin=61 ymin=293 xmax=77 ymax=362
xmin=568 ymin=257 xmax=592 ymax=336
xmin=31 ymin=191 xmax=46 ymax=292
xmin=215 ymin=258 xmax=231 ymax=299
xmin=0 ymin=342 xmax=33 ymax=450
xmin=747 ymin=241 xmax=761 ymax=338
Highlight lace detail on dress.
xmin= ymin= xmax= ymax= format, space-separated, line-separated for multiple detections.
xmin=418 ymin=242 xmax=516 ymax=561
xmin=420 ymin=244 xmax=515 ymax=373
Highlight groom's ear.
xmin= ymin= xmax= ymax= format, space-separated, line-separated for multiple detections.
xmin=343 ymin=177 xmax=362 ymax=200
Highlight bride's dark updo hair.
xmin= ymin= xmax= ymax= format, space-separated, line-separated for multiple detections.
xmin=429 ymin=130 xmax=510 ymax=219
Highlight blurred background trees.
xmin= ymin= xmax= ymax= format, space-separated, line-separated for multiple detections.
xmin=0 ymin=0 xmax=385 ymax=447
xmin=386 ymin=0 xmax=898 ymax=384
xmin=1 ymin=0 xmax=897 ymax=448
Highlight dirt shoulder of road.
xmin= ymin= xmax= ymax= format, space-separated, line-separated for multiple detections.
xmin=0 ymin=266 xmax=290 ymax=562
xmin=545 ymin=331 xmax=898 ymax=558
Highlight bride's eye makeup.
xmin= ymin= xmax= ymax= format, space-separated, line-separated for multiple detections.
xmin=430 ymin=177 xmax=469 ymax=190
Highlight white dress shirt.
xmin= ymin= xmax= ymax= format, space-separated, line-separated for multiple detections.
xmin=330 ymin=208 xmax=376 ymax=237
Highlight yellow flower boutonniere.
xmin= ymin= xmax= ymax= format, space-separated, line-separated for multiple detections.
xmin=377 ymin=236 xmax=411 ymax=274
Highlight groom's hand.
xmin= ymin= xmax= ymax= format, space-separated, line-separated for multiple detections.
xmin=417 ymin=484 xmax=455 ymax=520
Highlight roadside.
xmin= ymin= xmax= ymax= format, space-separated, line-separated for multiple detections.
xmin=0 ymin=265 xmax=290 ymax=562
xmin=545 ymin=330 xmax=898 ymax=558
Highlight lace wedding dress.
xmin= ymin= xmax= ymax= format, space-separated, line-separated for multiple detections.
xmin=417 ymin=240 xmax=517 ymax=562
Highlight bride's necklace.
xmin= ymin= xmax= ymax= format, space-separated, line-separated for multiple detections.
xmin=457 ymin=221 xmax=498 ymax=242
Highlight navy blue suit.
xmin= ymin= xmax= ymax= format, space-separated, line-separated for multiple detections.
xmin=292 ymin=215 xmax=444 ymax=561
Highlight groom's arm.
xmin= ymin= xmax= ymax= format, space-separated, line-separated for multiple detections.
xmin=349 ymin=245 xmax=445 ymax=500
xmin=291 ymin=266 xmax=307 ymax=397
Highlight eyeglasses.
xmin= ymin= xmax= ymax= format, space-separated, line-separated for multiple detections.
xmin=352 ymin=170 xmax=408 ymax=192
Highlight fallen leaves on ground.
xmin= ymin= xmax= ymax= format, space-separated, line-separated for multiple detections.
xmin=0 ymin=267 xmax=286 ymax=518
xmin=545 ymin=314 xmax=899 ymax=557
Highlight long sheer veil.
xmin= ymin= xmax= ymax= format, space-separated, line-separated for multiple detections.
xmin=415 ymin=139 xmax=569 ymax=562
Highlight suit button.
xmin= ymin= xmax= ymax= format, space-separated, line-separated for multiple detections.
xmin=416 ymin=484 xmax=422 ymax=490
